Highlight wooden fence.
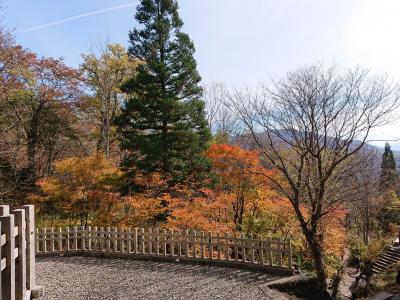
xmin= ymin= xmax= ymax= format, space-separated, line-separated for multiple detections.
xmin=0 ymin=205 xmax=42 ymax=300
xmin=36 ymin=226 xmax=293 ymax=274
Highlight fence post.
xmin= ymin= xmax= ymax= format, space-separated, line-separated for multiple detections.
xmin=87 ymin=226 xmax=92 ymax=251
xmin=241 ymin=233 xmax=246 ymax=262
xmin=1 ymin=214 xmax=15 ymax=300
xmin=81 ymin=226 xmax=85 ymax=251
xmin=250 ymin=234 xmax=254 ymax=263
xmin=225 ymin=232 xmax=229 ymax=261
xmin=134 ymin=228 xmax=138 ymax=254
xmin=23 ymin=205 xmax=36 ymax=290
xmin=155 ymin=229 xmax=160 ymax=255
xmin=50 ymin=228 xmax=55 ymax=252
xmin=208 ymin=232 xmax=212 ymax=260
xmin=13 ymin=209 xmax=26 ymax=300
xmin=193 ymin=231 xmax=197 ymax=259
xmin=147 ymin=228 xmax=151 ymax=254
xmin=217 ymin=232 xmax=221 ymax=260
xmin=288 ymin=239 xmax=293 ymax=269
xmin=58 ymin=228 xmax=62 ymax=252
xmin=170 ymin=229 xmax=174 ymax=256
xmin=128 ymin=228 xmax=132 ymax=253
xmin=42 ymin=228 xmax=47 ymax=253
xmin=0 ymin=205 xmax=9 ymax=216
xmin=163 ymin=229 xmax=167 ymax=255
xmin=268 ymin=236 xmax=273 ymax=266
xmin=66 ymin=227 xmax=70 ymax=251
xmin=73 ymin=227 xmax=78 ymax=251
xmin=278 ymin=238 xmax=283 ymax=267
xmin=140 ymin=228 xmax=145 ymax=254
xmin=200 ymin=231 xmax=205 ymax=259
xmin=113 ymin=228 xmax=118 ymax=252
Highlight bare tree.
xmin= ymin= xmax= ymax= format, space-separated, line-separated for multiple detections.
xmin=204 ymin=82 xmax=242 ymax=141
xmin=228 ymin=64 xmax=400 ymax=295
xmin=347 ymin=147 xmax=382 ymax=245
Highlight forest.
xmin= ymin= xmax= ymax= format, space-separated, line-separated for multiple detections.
xmin=2 ymin=0 xmax=400 ymax=297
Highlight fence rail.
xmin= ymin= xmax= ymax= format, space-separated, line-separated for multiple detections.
xmin=36 ymin=226 xmax=293 ymax=274
xmin=0 ymin=205 xmax=42 ymax=300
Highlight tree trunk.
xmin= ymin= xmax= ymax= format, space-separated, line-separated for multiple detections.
xmin=303 ymin=228 xmax=329 ymax=296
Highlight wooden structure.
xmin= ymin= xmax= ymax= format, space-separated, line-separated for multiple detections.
xmin=36 ymin=226 xmax=293 ymax=275
xmin=0 ymin=205 xmax=42 ymax=300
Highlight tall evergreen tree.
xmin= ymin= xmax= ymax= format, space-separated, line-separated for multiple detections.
xmin=117 ymin=0 xmax=211 ymax=183
xmin=380 ymin=143 xmax=398 ymax=190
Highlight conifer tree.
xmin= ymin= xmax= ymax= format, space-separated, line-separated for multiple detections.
xmin=117 ymin=0 xmax=211 ymax=183
xmin=380 ymin=143 xmax=398 ymax=190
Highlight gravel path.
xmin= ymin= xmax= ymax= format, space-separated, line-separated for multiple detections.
xmin=37 ymin=256 xmax=280 ymax=300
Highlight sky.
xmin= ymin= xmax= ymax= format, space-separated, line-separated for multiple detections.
xmin=4 ymin=0 xmax=400 ymax=146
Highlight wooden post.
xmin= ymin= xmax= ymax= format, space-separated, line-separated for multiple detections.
xmin=200 ymin=231 xmax=205 ymax=259
xmin=185 ymin=230 xmax=189 ymax=257
xmin=106 ymin=227 xmax=111 ymax=252
xmin=66 ymin=227 xmax=70 ymax=251
xmin=121 ymin=228 xmax=125 ymax=253
xmin=193 ymin=231 xmax=197 ymax=259
xmin=147 ymin=228 xmax=151 ymax=254
xmin=156 ymin=229 xmax=160 ymax=255
xmin=217 ymin=232 xmax=221 ymax=260
xmin=234 ymin=233 xmax=238 ymax=261
xmin=268 ymin=236 xmax=273 ymax=266
xmin=23 ymin=205 xmax=36 ymax=290
xmin=278 ymin=238 xmax=283 ymax=267
xmin=250 ymin=234 xmax=254 ymax=263
xmin=128 ymin=228 xmax=132 ymax=253
xmin=87 ymin=226 xmax=92 ymax=251
xmin=225 ymin=232 xmax=229 ymax=261
xmin=0 ymin=205 xmax=9 ymax=216
xmin=92 ymin=227 xmax=97 ymax=251
xmin=113 ymin=228 xmax=118 ymax=252
xmin=80 ymin=226 xmax=85 ymax=251
xmin=35 ymin=229 xmax=39 ymax=253
xmin=0 ymin=220 xmax=2 ymax=300
xmin=259 ymin=236 xmax=265 ymax=265
xmin=99 ymin=227 xmax=104 ymax=251
xmin=170 ymin=229 xmax=174 ymax=256
xmin=134 ymin=228 xmax=138 ymax=254
xmin=178 ymin=230 xmax=182 ymax=257
xmin=50 ymin=228 xmax=55 ymax=252
xmin=208 ymin=232 xmax=212 ymax=260
xmin=241 ymin=233 xmax=246 ymax=262
xmin=163 ymin=229 xmax=167 ymax=256
xmin=58 ymin=228 xmax=63 ymax=251
xmin=288 ymin=239 xmax=293 ymax=269
xmin=140 ymin=228 xmax=145 ymax=254
xmin=13 ymin=209 xmax=26 ymax=300
xmin=1 ymin=214 xmax=15 ymax=300
xmin=73 ymin=227 xmax=78 ymax=251
xmin=42 ymin=228 xmax=47 ymax=252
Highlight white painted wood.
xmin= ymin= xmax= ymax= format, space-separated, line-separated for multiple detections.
xmin=1 ymin=214 xmax=15 ymax=300
xmin=170 ymin=229 xmax=174 ymax=256
xmin=113 ymin=228 xmax=118 ymax=252
xmin=0 ymin=205 xmax=9 ymax=216
xmin=23 ymin=205 xmax=35 ymax=290
xmin=73 ymin=227 xmax=78 ymax=251
xmin=13 ymin=209 xmax=26 ymax=300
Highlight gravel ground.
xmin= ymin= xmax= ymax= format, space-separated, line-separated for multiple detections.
xmin=36 ymin=256 xmax=280 ymax=300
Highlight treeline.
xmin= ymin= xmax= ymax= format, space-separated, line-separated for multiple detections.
xmin=2 ymin=0 xmax=400 ymax=297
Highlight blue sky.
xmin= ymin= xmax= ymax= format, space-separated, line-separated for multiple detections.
xmin=4 ymin=0 xmax=400 ymax=143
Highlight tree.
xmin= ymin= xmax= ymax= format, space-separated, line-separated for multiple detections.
xmin=117 ymin=0 xmax=211 ymax=183
xmin=229 ymin=65 xmax=400 ymax=296
xmin=206 ymin=143 xmax=273 ymax=231
xmin=204 ymin=82 xmax=241 ymax=143
xmin=81 ymin=43 xmax=138 ymax=158
xmin=380 ymin=142 xmax=398 ymax=190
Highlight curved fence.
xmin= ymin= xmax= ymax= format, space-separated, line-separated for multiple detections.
xmin=0 ymin=205 xmax=43 ymax=300
xmin=36 ymin=226 xmax=293 ymax=275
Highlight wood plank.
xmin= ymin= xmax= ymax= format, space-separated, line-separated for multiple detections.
xmin=12 ymin=209 xmax=27 ymax=300
xmin=0 ymin=214 xmax=15 ymax=300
